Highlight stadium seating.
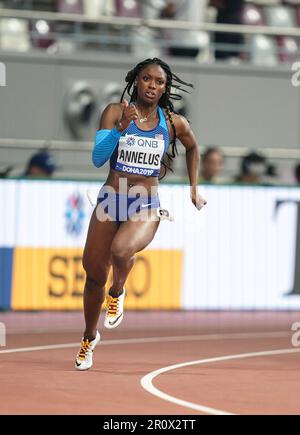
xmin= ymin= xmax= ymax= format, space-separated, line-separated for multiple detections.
xmin=264 ymin=5 xmax=299 ymax=63
xmin=241 ymin=3 xmax=264 ymax=25
xmin=31 ymin=19 xmax=55 ymax=49
xmin=114 ymin=0 xmax=142 ymax=18
xmin=1 ymin=0 xmax=298 ymax=62
xmin=264 ymin=4 xmax=297 ymax=27
xmin=131 ymin=26 xmax=161 ymax=58
xmin=82 ymin=0 xmax=115 ymax=17
xmin=247 ymin=0 xmax=281 ymax=4
xmin=0 ymin=18 xmax=31 ymax=51
xmin=56 ymin=0 xmax=83 ymax=14
xmin=277 ymin=35 xmax=299 ymax=62
xmin=249 ymin=34 xmax=278 ymax=65
xmin=240 ymin=3 xmax=276 ymax=65
xmin=282 ymin=0 xmax=300 ymax=5
xmin=241 ymin=2 xmax=300 ymax=65
xmin=296 ymin=5 xmax=300 ymax=24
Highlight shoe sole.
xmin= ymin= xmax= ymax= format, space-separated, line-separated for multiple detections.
xmin=75 ymin=362 xmax=92 ymax=371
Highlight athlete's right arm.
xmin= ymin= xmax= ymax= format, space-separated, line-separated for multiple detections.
xmin=92 ymin=102 xmax=138 ymax=168
xmin=92 ymin=103 xmax=122 ymax=168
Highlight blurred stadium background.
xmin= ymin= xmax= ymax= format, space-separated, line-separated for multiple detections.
xmin=0 ymin=0 xmax=300 ymax=332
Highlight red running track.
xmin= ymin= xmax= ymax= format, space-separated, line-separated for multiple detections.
xmin=0 ymin=311 xmax=300 ymax=415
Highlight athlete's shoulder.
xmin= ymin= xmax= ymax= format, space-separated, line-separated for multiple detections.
xmin=171 ymin=113 xmax=191 ymax=135
xmin=98 ymin=103 xmax=123 ymax=129
xmin=102 ymin=102 xmax=123 ymax=116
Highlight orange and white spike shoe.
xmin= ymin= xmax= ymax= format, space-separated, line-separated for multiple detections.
xmin=75 ymin=330 xmax=101 ymax=371
xmin=104 ymin=288 xmax=125 ymax=329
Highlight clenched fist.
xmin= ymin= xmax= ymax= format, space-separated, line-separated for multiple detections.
xmin=116 ymin=100 xmax=138 ymax=132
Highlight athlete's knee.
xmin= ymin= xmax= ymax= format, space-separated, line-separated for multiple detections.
xmin=83 ymin=254 xmax=108 ymax=281
xmin=84 ymin=276 xmax=98 ymax=291
xmin=84 ymin=276 xmax=106 ymax=304
xmin=83 ymin=263 xmax=108 ymax=293
xmin=110 ymin=242 xmax=135 ymax=263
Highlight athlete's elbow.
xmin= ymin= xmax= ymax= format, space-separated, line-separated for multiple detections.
xmin=92 ymin=152 xmax=102 ymax=168
xmin=185 ymin=143 xmax=198 ymax=153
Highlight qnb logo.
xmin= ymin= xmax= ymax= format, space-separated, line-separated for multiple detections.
xmin=136 ymin=138 xmax=158 ymax=149
xmin=291 ymin=62 xmax=300 ymax=87
xmin=0 ymin=322 xmax=6 ymax=347
xmin=0 ymin=62 xmax=6 ymax=87
xmin=126 ymin=136 xmax=136 ymax=146
xmin=291 ymin=322 xmax=300 ymax=347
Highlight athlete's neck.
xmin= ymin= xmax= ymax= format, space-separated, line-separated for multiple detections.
xmin=135 ymin=99 xmax=158 ymax=114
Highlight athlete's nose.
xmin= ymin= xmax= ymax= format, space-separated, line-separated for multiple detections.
xmin=148 ymin=80 xmax=156 ymax=89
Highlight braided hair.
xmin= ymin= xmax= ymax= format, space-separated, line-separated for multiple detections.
xmin=120 ymin=58 xmax=193 ymax=179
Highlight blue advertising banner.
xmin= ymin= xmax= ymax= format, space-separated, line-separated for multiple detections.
xmin=0 ymin=247 xmax=13 ymax=310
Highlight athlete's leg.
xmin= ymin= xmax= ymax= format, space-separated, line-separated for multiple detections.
xmin=82 ymin=205 xmax=119 ymax=340
xmin=108 ymin=210 xmax=160 ymax=297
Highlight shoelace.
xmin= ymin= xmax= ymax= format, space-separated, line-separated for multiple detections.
xmin=78 ymin=339 xmax=91 ymax=360
xmin=106 ymin=295 xmax=119 ymax=317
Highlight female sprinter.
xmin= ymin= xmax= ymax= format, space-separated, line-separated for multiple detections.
xmin=75 ymin=58 xmax=206 ymax=370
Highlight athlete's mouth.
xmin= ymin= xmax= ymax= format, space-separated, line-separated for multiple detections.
xmin=145 ymin=91 xmax=156 ymax=98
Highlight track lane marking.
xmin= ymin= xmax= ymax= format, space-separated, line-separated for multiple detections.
xmin=140 ymin=347 xmax=300 ymax=415
xmin=0 ymin=331 xmax=290 ymax=354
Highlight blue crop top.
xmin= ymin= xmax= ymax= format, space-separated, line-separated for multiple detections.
xmin=109 ymin=106 xmax=170 ymax=177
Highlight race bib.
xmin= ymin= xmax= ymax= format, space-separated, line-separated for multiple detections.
xmin=115 ymin=134 xmax=165 ymax=177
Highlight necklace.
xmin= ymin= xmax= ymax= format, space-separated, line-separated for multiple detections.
xmin=136 ymin=105 xmax=157 ymax=123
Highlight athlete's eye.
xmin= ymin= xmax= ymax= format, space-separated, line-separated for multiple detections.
xmin=143 ymin=76 xmax=149 ymax=81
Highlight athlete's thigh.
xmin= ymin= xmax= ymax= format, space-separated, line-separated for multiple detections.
xmin=83 ymin=205 xmax=119 ymax=275
xmin=112 ymin=210 xmax=160 ymax=255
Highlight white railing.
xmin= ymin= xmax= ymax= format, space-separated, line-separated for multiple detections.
xmin=1 ymin=138 xmax=300 ymax=159
xmin=1 ymin=7 xmax=300 ymax=37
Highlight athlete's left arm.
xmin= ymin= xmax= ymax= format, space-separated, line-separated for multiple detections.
xmin=175 ymin=115 xmax=207 ymax=210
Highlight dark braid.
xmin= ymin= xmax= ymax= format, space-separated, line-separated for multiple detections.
xmin=120 ymin=58 xmax=193 ymax=180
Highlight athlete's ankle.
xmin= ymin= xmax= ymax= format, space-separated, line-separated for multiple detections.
xmin=83 ymin=331 xmax=97 ymax=341
xmin=108 ymin=287 xmax=124 ymax=298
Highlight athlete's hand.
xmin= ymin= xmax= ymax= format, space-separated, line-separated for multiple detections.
xmin=191 ymin=187 xmax=207 ymax=210
xmin=117 ymin=100 xmax=138 ymax=131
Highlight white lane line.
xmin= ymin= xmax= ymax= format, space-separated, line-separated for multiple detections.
xmin=0 ymin=331 xmax=290 ymax=355
xmin=140 ymin=347 xmax=300 ymax=416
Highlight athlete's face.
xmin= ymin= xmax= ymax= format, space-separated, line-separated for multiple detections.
xmin=136 ymin=65 xmax=167 ymax=104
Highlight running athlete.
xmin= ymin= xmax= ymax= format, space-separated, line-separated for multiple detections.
xmin=75 ymin=58 xmax=206 ymax=370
